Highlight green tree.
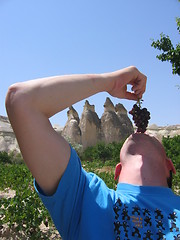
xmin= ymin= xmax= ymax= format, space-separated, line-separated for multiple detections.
xmin=151 ymin=11 xmax=180 ymax=77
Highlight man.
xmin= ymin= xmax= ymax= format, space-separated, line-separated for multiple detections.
xmin=5 ymin=66 xmax=180 ymax=239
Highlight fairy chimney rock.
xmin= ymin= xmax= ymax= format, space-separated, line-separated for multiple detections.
xmin=62 ymin=106 xmax=81 ymax=144
xmin=115 ymin=103 xmax=134 ymax=138
xmin=67 ymin=106 xmax=80 ymax=123
xmin=84 ymin=100 xmax=96 ymax=112
xmin=103 ymin=97 xmax=115 ymax=112
xmin=79 ymin=100 xmax=101 ymax=149
xmin=101 ymin=98 xmax=123 ymax=143
xmin=115 ymin=103 xmax=127 ymax=115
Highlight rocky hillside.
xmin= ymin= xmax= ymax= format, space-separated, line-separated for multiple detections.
xmin=0 ymin=115 xmax=19 ymax=153
xmin=146 ymin=124 xmax=180 ymax=142
xmin=0 ymin=99 xmax=180 ymax=153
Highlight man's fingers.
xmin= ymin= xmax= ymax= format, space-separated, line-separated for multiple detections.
xmin=124 ymin=92 xmax=139 ymax=100
xmin=134 ymin=89 xmax=143 ymax=96
xmin=131 ymin=71 xmax=147 ymax=95
xmin=132 ymin=81 xmax=146 ymax=93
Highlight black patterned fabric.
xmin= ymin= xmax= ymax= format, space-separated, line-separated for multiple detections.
xmin=113 ymin=184 xmax=180 ymax=240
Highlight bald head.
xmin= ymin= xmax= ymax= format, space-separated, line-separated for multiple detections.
xmin=120 ymin=133 xmax=167 ymax=164
xmin=115 ymin=133 xmax=175 ymax=187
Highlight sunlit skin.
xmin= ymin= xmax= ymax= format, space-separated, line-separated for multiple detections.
xmin=114 ymin=133 xmax=176 ymax=188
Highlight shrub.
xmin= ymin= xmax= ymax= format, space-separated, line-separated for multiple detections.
xmin=0 ymin=151 xmax=12 ymax=164
xmin=82 ymin=140 xmax=125 ymax=163
xmin=162 ymin=135 xmax=180 ymax=169
xmin=0 ymin=151 xmax=23 ymax=164
xmin=162 ymin=135 xmax=180 ymax=192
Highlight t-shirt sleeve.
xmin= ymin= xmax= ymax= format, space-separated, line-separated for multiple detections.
xmin=34 ymin=145 xmax=86 ymax=239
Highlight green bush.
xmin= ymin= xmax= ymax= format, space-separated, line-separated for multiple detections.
xmin=162 ymin=135 xmax=180 ymax=192
xmin=0 ymin=151 xmax=23 ymax=164
xmin=0 ymin=151 xmax=12 ymax=164
xmin=82 ymin=140 xmax=124 ymax=163
xmin=162 ymin=135 xmax=180 ymax=169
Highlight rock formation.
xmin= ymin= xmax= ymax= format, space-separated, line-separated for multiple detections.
xmin=115 ymin=103 xmax=134 ymax=138
xmin=146 ymin=124 xmax=180 ymax=142
xmin=0 ymin=116 xmax=20 ymax=153
xmin=62 ymin=106 xmax=81 ymax=145
xmin=101 ymin=98 xmax=124 ymax=143
xmin=79 ymin=100 xmax=101 ymax=149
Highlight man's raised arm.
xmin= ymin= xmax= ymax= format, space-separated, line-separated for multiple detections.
xmin=5 ymin=66 xmax=147 ymax=195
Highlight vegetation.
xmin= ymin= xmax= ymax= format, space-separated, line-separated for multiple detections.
xmin=151 ymin=3 xmax=180 ymax=77
xmin=0 ymin=136 xmax=179 ymax=239
xmin=81 ymin=141 xmax=124 ymax=163
xmin=162 ymin=135 xmax=180 ymax=189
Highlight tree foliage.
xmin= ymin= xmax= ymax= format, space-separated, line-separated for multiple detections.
xmin=151 ymin=17 xmax=180 ymax=77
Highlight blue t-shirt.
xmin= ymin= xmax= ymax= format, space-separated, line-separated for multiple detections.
xmin=34 ymin=146 xmax=180 ymax=240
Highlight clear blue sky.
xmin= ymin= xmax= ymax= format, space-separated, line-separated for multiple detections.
xmin=0 ymin=0 xmax=180 ymax=127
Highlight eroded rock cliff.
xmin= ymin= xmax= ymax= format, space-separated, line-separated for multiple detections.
xmin=0 ymin=116 xmax=20 ymax=153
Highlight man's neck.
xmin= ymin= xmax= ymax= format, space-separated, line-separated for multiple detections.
xmin=118 ymin=164 xmax=168 ymax=187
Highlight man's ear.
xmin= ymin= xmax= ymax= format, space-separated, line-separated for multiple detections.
xmin=114 ymin=163 xmax=122 ymax=181
xmin=166 ymin=158 xmax=176 ymax=175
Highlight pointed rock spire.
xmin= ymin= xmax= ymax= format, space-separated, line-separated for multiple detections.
xmin=103 ymin=97 xmax=115 ymax=112
xmin=62 ymin=106 xmax=81 ymax=145
xmin=79 ymin=100 xmax=101 ymax=149
xmin=67 ymin=106 xmax=80 ymax=124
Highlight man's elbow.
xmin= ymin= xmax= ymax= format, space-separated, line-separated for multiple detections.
xmin=5 ymin=83 xmax=27 ymax=120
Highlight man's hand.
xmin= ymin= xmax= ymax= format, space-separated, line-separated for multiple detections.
xmin=105 ymin=66 xmax=147 ymax=100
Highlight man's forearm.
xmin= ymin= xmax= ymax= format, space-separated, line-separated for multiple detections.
xmin=9 ymin=73 xmax=109 ymax=118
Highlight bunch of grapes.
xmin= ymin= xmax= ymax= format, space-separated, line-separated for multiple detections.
xmin=129 ymin=101 xmax=150 ymax=133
